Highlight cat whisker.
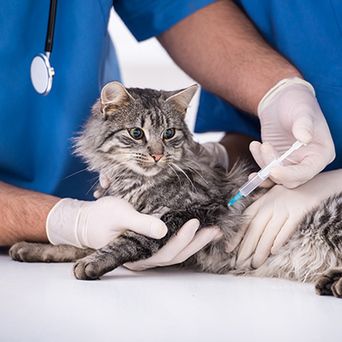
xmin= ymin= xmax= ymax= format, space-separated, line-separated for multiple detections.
xmin=182 ymin=160 xmax=208 ymax=184
xmin=170 ymin=162 xmax=196 ymax=191
xmin=183 ymin=157 xmax=207 ymax=170
xmin=115 ymin=153 xmax=152 ymax=164
xmin=63 ymin=167 xmax=88 ymax=180
xmin=168 ymin=164 xmax=182 ymax=187
xmin=134 ymin=157 xmax=153 ymax=162
xmin=136 ymin=161 xmax=155 ymax=166
xmin=101 ymin=184 xmax=112 ymax=197
xmin=86 ymin=179 xmax=100 ymax=196
xmin=165 ymin=156 xmax=206 ymax=185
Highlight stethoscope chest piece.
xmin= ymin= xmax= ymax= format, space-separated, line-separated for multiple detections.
xmin=30 ymin=53 xmax=54 ymax=95
xmin=31 ymin=0 xmax=57 ymax=96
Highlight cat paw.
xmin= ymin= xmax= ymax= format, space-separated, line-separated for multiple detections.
xmin=9 ymin=242 xmax=35 ymax=262
xmin=73 ymin=257 xmax=103 ymax=280
xmin=315 ymin=269 xmax=342 ymax=298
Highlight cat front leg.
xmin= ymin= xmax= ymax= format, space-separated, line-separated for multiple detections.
xmin=315 ymin=268 xmax=342 ymax=298
xmin=73 ymin=231 xmax=161 ymax=280
xmin=73 ymin=209 xmax=191 ymax=280
xmin=9 ymin=242 xmax=93 ymax=262
xmin=73 ymin=207 xmax=221 ymax=280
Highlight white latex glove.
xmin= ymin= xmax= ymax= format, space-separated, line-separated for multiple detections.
xmin=124 ymin=220 xmax=222 ymax=271
xmin=236 ymin=169 xmax=342 ymax=269
xmin=254 ymin=77 xmax=335 ymax=188
xmin=93 ymin=173 xmax=111 ymax=199
xmin=46 ymin=197 xmax=168 ymax=249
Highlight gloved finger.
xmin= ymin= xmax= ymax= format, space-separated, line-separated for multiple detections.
xmin=124 ymin=219 xmax=200 ymax=270
xmin=125 ymin=212 xmax=169 ymax=239
xmin=259 ymin=142 xmax=280 ymax=165
xmin=291 ymin=115 xmax=314 ymax=145
xmin=236 ymin=202 xmax=272 ymax=266
xmin=261 ymin=142 xmax=299 ymax=184
xmin=248 ymin=172 xmax=274 ymax=189
xmin=99 ymin=173 xmax=110 ymax=189
xmin=124 ymin=259 xmax=154 ymax=271
xmin=249 ymin=141 xmax=265 ymax=168
xmin=250 ymin=141 xmax=280 ymax=171
xmin=271 ymin=218 xmax=298 ymax=255
xmin=270 ymin=165 xmax=313 ymax=189
xmin=230 ymin=196 xmax=266 ymax=255
xmin=251 ymin=214 xmax=288 ymax=268
xmin=251 ymin=142 xmax=280 ymax=187
xmin=93 ymin=189 xmax=102 ymax=199
xmin=172 ymin=226 xmax=222 ymax=264
xmin=225 ymin=209 xmax=257 ymax=254
xmin=269 ymin=154 xmax=325 ymax=188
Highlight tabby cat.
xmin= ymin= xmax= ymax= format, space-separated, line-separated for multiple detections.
xmin=10 ymin=81 xmax=342 ymax=298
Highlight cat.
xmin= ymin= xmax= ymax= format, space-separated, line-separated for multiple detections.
xmin=9 ymin=81 xmax=342 ymax=298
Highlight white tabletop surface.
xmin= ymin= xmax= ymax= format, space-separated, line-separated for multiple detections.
xmin=1 ymin=250 xmax=342 ymax=342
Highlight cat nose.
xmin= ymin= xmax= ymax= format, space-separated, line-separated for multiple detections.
xmin=150 ymin=153 xmax=164 ymax=162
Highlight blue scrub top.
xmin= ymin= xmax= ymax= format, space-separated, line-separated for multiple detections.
xmin=0 ymin=0 xmax=213 ymax=199
xmin=196 ymin=0 xmax=342 ymax=171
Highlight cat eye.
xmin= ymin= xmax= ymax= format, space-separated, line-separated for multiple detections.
xmin=128 ymin=127 xmax=144 ymax=140
xmin=163 ymin=128 xmax=176 ymax=140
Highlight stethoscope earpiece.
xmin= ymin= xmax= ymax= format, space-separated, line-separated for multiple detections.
xmin=30 ymin=53 xmax=54 ymax=95
xmin=31 ymin=0 xmax=57 ymax=96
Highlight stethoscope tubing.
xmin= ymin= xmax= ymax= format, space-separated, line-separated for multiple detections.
xmin=45 ymin=0 xmax=57 ymax=53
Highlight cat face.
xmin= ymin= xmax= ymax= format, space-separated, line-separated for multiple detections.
xmin=86 ymin=82 xmax=198 ymax=177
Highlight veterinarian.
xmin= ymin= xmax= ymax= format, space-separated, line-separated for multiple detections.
xmin=0 ymin=1 xmax=340 ymax=270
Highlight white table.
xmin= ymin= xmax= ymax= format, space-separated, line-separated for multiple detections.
xmin=1 ymin=251 xmax=342 ymax=342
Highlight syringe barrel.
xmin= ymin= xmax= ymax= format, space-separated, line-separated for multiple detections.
xmin=237 ymin=141 xmax=304 ymax=200
xmin=239 ymin=175 xmax=264 ymax=197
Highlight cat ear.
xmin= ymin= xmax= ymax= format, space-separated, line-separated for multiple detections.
xmin=165 ymin=84 xmax=199 ymax=113
xmin=100 ymin=81 xmax=134 ymax=115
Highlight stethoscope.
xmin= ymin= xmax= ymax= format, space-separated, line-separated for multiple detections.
xmin=30 ymin=0 xmax=57 ymax=95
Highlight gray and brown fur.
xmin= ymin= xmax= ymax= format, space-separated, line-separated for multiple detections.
xmin=9 ymin=82 xmax=342 ymax=298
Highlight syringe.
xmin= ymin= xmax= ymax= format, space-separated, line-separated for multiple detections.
xmin=228 ymin=141 xmax=304 ymax=207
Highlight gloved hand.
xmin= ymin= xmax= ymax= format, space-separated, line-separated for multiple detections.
xmin=124 ymin=220 xmax=222 ymax=271
xmin=46 ymin=197 xmax=168 ymax=249
xmin=236 ymin=169 xmax=342 ymax=269
xmin=254 ymin=77 xmax=335 ymax=188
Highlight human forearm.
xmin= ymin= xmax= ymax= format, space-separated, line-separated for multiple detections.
xmin=159 ymin=0 xmax=301 ymax=114
xmin=0 ymin=182 xmax=59 ymax=246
